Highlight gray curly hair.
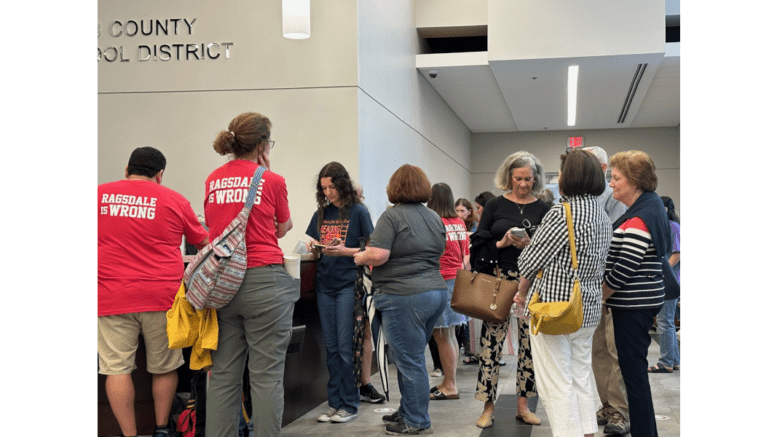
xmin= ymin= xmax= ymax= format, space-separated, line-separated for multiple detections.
xmin=494 ymin=151 xmax=545 ymax=195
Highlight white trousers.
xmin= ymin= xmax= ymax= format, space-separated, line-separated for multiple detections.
xmin=531 ymin=326 xmax=598 ymax=437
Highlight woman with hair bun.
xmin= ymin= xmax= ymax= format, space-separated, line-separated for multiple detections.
xmin=305 ymin=162 xmax=379 ymax=424
xmin=203 ymin=112 xmax=299 ymax=437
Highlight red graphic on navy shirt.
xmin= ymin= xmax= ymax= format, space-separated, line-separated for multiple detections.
xmin=319 ymin=219 xmax=349 ymax=245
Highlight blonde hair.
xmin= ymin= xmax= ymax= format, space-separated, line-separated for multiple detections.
xmin=494 ymin=151 xmax=545 ymax=195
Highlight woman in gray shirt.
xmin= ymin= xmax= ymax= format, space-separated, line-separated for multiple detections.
xmin=354 ymin=164 xmax=447 ymax=436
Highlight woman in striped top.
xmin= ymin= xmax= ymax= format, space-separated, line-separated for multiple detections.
xmin=602 ymin=150 xmax=673 ymax=437
xmin=514 ymin=149 xmax=612 ymax=437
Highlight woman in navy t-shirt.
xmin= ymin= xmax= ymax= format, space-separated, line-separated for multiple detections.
xmin=306 ymin=162 xmax=374 ymax=424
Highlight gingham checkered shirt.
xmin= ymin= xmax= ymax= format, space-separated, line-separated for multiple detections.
xmin=517 ymin=194 xmax=612 ymax=328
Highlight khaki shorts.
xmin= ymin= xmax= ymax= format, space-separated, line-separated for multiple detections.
xmin=98 ymin=311 xmax=184 ymax=375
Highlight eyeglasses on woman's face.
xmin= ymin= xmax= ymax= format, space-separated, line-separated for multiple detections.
xmin=268 ymin=140 xmax=275 ymax=149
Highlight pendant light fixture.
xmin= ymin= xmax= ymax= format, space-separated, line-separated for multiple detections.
xmin=282 ymin=0 xmax=310 ymax=39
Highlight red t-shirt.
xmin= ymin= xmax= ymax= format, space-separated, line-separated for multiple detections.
xmin=440 ymin=217 xmax=470 ymax=280
xmin=98 ymin=179 xmax=209 ymax=316
xmin=203 ymin=160 xmax=290 ymax=268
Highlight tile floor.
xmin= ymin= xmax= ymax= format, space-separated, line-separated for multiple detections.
xmin=279 ymin=330 xmax=680 ymax=437
xmin=127 ymin=329 xmax=680 ymax=436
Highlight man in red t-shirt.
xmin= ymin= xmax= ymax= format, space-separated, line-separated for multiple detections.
xmin=98 ymin=147 xmax=208 ymax=437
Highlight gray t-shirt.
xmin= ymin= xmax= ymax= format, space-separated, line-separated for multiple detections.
xmin=369 ymin=203 xmax=447 ymax=296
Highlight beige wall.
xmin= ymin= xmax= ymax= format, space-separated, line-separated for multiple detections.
xmin=98 ymin=0 xmax=357 ymax=92
xmin=416 ymin=0 xmax=487 ymax=28
xmin=488 ymin=0 xmax=665 ymax=61
xmin=98 ymin=88 xmax=359 ymax=237
xmin=98 ymin=0 xmax=361 ymax=253
xmin=357 ymin=0 xmax=473 ymax=218
xmin=470 ymin=126 xmax=681 ymax=214
xmin=98 ymin=0 xmax=680 ymax=251
xmin=99 ymin=0 xmax=474 ymax=252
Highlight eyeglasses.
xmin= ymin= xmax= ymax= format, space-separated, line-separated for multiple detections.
xmin=268 ymin=140 xmax=275 ymax=149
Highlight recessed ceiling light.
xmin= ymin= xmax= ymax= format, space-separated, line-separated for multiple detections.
xmin=568 ymin=65 xmax=579 ymax=126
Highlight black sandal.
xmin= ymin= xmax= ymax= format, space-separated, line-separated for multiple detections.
xmin=647 ymin=364 xmax=673 ymax=373
xmin=462 ymin=356 xmax=478 ymax=365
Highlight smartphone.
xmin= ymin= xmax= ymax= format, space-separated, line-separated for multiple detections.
xmin=313 ymin=238 xmax=341 ymax=250
xmin=510 ymin=227 xmax=525 ymax=238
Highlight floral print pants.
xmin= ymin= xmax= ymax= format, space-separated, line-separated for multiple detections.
xmin=474 ymin=269 xmax=537 ymax=403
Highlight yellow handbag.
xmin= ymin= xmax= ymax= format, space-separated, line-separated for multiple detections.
xmin=528 ymin=202 xmax=584 ymax=335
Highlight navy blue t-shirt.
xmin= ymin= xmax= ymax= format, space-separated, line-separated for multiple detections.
xmin=305 ymin=203 xmax=374 ymax=292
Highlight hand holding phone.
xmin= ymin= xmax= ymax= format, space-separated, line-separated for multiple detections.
xmin=509 ymin=227 xmax=525 ymax=238
xmin=314 ymin=238 xmax=342 ymax=250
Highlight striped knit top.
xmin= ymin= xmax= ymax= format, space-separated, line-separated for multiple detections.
xmin=603 ymin=217 xmax=665 ymax=309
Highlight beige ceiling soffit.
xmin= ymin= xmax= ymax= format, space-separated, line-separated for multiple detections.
xmin=416 ymin=52 xmax=489 ymax=69
xmin=417 ymin=25 xmax=487 ymax=39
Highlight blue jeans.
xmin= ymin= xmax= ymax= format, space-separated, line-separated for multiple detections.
xmin=375 ymin=288 xmax=446 ymax=429
xmin=239 ymin=411 xmax=253 ymax=437
xmin=656 ymin=298 xmax=680 ymax=368
xmin=317 ymin=285 xmax=359 ymax=413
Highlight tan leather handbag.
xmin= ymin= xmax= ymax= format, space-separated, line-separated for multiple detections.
xmin=451 ymin=264 xmax=518 ymax=324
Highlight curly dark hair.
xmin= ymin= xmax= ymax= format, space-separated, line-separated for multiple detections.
xmin=315 ymin=162 xmax=362 ymax=229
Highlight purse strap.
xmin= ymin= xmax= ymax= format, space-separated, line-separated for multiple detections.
xmin=563 ymin=202 xmax=579 ymax=280
xmin=243 ymin=166 xmax=267 ymax=210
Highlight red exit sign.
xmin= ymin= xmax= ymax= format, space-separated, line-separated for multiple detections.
xmin=568 ymin=136 xmax=584 ymax=148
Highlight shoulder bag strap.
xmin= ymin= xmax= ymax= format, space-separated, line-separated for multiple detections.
xmin=243 ymin=166 xmax=267 ymax=210
xmin=563 ymin=202 xmax=579 ymax=280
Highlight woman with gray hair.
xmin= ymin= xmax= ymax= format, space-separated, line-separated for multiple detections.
xmin=470 ymin=151 xmax=551 ymax=429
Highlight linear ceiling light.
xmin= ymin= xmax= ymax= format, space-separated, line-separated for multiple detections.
xmin=282 ymin=0 xmax=310 ymax=39
xmin=617 ymin=63 xmax=647 ymax=123
xmin=567 ymin=65 xmax=579 ymax=126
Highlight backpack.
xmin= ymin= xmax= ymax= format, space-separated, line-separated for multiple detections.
xmin=176 ymin=400 xmax=196 ymax=437
xmin=170 ymin=370 xmax=208 ymax=437
xmin=184 ymin=166 xmax=266 ymax=310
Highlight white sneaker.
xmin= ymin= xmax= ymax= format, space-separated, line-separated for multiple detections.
xmin=330 ymin=409 xmax=358 ymax=423
xmin=317 ymin=407 xmax=337 ymax=422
